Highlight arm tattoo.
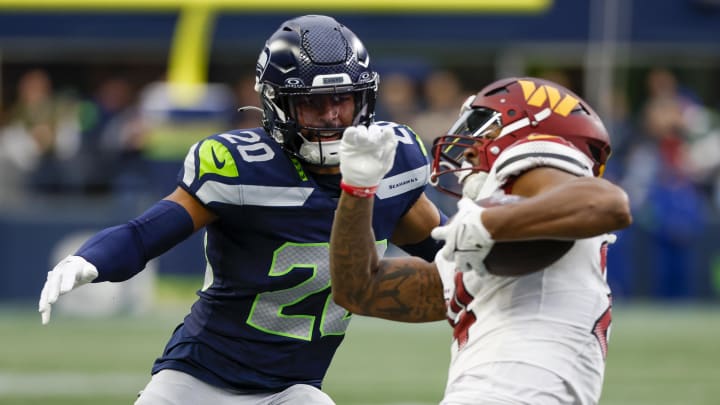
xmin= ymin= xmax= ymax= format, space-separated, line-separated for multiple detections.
xmin=367 ymin=259 xmax=447 ymax=322
xmin=331 ymin=194 xmax=446 ymax=322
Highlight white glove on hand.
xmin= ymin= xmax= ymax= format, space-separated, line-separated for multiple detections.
xmin=339 ymin=124 xmax=398 ymax=187
xmin=431 ymin=198 xmax=494 ymax=274
xmin=38 ymin=255 xmax=98 ymax=325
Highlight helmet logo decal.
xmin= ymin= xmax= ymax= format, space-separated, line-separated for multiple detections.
xmin=358 ymin=72 xmax=372 ymax=83
xmin=256 ymin=48 xmax=270 ymax=80
xmin=284 ymin=78 xmax=305 ymax=88
xmin=518 ymin=80 xmax=579 ymax=117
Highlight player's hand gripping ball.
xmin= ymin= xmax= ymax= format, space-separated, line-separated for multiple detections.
xmin=432 ymin=197 xmax=494 ymax=275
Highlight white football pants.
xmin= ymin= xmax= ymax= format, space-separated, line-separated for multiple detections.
xmin=134 ymin=369 xmax=335 ymax=405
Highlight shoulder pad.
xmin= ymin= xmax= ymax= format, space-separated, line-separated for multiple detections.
xmin=179 ymin=129 xmax=313 ymax=207
xmin=376 ymin=121 xmax=428 ymax=157
xmin=493 ymin=135 xmax=594 ymax=182
xmin=375 ymin=121 xmax=430 ymax=199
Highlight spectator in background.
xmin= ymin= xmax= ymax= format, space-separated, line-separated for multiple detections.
xmin=600 ymin=86 xmax=637 ymax=299
xmin=642 ymin=68 xmax=720 ymax=215
xmin=97 ymin=77 xmax=147 ymax=159
xmin=61 ymin=76 xmax=143 ymax=193
xmin=231 ymin=72 xmax=263 ymax=129
xmin=0 ymin=68 xmax=79 ymax=194
xmin=410 ymin=69 xmax=468 ymax=149
xmin=410 ymin=69 xmax=468 ymax=216
xmin=685 ymin=106 xmax=720 ymax=212
xmin=645 ymin=68 xmax=699 ymax=108
xmin=621 ymin=70 xmax=709 ymax=299
xmin=0 ymin=70 xmax=53 ymax=198
xmin=83 ymin=76 xmax=138 ymax=152
xmin=376 ymin=71 xmax=422 ymax=126
xmin=1 ymin=69 xmax=58 ymax=164
xmin=602 ymin=87 xmax=634 ymax=180
xmin=536 ymin=68 xmax=574 ymax=91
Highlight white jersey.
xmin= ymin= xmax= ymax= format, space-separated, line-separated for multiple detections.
xmin=437 ymin=136 xmax=614 ymax=404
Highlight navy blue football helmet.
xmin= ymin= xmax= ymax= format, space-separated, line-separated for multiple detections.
xmin=255 ymin=15 xmax=379 ymax=166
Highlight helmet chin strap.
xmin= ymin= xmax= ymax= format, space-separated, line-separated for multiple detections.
xmin=298 ymin=137 xmax=342 ymax=166
xmin=237 ymin=106 xmax=263 ymax=114
xmin=462 ymin=172 xmax=489 ymax=201
xmin=454 ymin=160 xmax=476 ymax=184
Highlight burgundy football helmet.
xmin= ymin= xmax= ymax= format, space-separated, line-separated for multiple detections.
xmin=430 ymin=77 xmax=611 ymax=197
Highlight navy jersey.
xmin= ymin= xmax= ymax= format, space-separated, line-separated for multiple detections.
xmin=151 ymin=121 xmax=430 ymax=392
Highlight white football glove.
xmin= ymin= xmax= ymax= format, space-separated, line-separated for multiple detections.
xmin=38 ymin=255 xmax=98 ymax=325
xmin=339 ymin=124 xmax=398 ymax=187
xmin=431 ymin=197 xmax=494 ymax=274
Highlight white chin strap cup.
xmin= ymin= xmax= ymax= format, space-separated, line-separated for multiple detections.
xmin=299 ymin=139 xmax=342 ymax=166
xmin=462 ymin=172 xmax=489 ymax=201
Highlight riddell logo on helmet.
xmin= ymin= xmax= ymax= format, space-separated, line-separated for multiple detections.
xmin=517 ymin=80 xmax=579 ymax=117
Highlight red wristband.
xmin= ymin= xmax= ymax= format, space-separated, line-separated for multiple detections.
xmin=340 ymin=180 xmax=378 ymax=198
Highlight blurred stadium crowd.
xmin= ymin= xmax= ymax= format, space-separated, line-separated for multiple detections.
xmin=1 ymin=63 xmax=719 ymax=302
xmin=1 ymin=0 xmax=720 ymax=303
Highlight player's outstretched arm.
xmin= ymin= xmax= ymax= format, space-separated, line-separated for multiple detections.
xmin=330 ymin=125 xmax=446 ymax=322
xmin=331 ymin=193 xmax=446 ymax=322
xmin=38 ymin=187 xmax=216 ymax=325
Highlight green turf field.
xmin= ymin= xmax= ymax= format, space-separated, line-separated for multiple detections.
xmin=2 ymin=284 xmax=719 ymax=405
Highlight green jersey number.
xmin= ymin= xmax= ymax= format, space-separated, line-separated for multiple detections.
xmin=247 ymin=241 xmax=386 ymax=341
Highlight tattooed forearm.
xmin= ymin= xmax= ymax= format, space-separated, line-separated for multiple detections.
xmin=330 ymin=194 xmax=376 ymax=294
xmin=330 ymin=194 xmax=378 ymax=308
xmin=330 ymin=193 xmax=446 ymax=323
xmin=364 ymin=259 xmax=446 ymax=322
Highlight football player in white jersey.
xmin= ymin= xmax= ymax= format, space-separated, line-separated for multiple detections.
xmin=330 ymin=77 xmax=632 ymax=404
xmin=37 ymin=15 xmax=445 ymax=405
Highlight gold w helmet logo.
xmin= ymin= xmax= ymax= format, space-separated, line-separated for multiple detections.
xmin=518 ymin=80 xmax=579 ymax=117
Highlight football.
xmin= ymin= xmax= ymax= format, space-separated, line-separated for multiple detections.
xmin=476 ymin=194 xmax=574 ymax=276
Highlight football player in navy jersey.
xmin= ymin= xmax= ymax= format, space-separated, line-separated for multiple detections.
xmin=38 ymin=15 xmax=444 ymax=405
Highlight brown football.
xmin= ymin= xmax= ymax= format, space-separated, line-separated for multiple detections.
xmin=476 ymin=195 xmax=575 ymax=276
